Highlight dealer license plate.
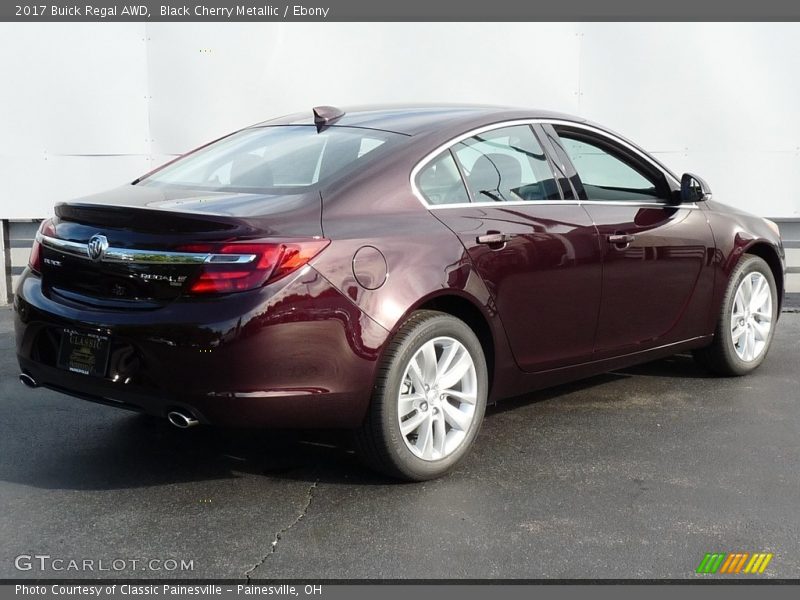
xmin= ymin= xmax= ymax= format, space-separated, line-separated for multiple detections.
xmin=57 ymin=328 xmax=111 ymax=378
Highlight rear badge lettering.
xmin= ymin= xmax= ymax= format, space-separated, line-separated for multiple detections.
xmin=136 ymin=273 xmax=188 ymax=287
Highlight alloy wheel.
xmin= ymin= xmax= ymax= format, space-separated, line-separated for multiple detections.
xmin=730 ymin=271 xmax=773 ymax=362
xmin=396 ymin=336 xmax=478 ymax=461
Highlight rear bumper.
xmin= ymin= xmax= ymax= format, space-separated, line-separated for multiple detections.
xmin=14 ymin=266 xmax=390 ymax=428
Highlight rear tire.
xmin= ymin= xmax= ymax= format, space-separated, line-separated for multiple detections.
xmin=694 ymin=255 xmax=778 ymax=376
xmin=354 ymin=310 xmax=488 ymax=481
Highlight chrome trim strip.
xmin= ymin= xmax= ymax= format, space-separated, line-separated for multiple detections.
xmin=410 ymin=118 xmax=682 ymax=210
xmin=38 ymin=235 xmax=90 ymax=259
xmin=580 ymin=200 xmax=698 ymax=209
xmin=427 ymin=199 xmax=698 ymax=210
xmin=427 ymin=200 xmax=580 ymax=210
xmin=204 ymin=254 xmax=258 ymax=264
xmin=103 ymin=247 xmax=209 ymax=264
xmin=38 ymin=234 xmax=256 ymax=265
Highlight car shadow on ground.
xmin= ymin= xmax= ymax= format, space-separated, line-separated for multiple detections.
xmin=0 ymin=354 xmax=716 ymax=491
xmin=615 ymin=352 xmax=711 ymax=379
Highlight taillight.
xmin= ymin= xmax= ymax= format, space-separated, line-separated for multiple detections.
xmin=28 ymin=219 xmax=55 ymax=274
xmin=181 ymin=239 xmax=330 ymax=295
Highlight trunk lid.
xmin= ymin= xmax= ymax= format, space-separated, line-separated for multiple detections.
xmin=41 ymin=184 xmax=322 ymax=306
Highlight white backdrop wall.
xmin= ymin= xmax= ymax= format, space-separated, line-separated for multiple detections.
xmin=1 ymin=22 xmax=799 ymax=220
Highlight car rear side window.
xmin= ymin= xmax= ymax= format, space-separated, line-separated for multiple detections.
xmin=452 ymin=125 xmax=560 ymax=203
xmin=138 ymin=125 xmax=405 ymax=193
xmin=556 ymin=133 xmax=666 ymax=201
xmin=416 ymin=151 xmax=471 ymax=205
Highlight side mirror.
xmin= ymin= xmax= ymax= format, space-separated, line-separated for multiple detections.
xmin=680 ymin=173 xmax=712 ymax=203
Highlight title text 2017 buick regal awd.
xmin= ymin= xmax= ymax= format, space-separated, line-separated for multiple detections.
xmin=14 ymin=105 xmax=785 ymax=480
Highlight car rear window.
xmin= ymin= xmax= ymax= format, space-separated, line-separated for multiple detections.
xmin=138 ymin=125 xmax=405 ymax=193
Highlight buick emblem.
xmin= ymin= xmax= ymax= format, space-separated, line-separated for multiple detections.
xmin=87 ymin=234 xmax=108 ymax=262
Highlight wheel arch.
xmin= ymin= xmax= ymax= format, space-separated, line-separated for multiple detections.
xmin=743 ymin=241 xmax=784 ymax=313
xmin=400 ymin=291 xmax=499 ymax=396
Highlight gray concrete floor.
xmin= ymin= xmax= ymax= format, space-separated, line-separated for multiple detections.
xmin=1 ymin=307 xmax=798 ymax=580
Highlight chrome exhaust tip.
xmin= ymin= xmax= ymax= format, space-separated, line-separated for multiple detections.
xmin=167 ymin=410 xmax=199 ymax=429
xmin=19 ymin=373 xmax=38 ymax=388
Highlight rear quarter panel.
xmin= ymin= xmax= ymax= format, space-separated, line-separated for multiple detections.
xmin=311 ymin=141 xmax=523 ymax=402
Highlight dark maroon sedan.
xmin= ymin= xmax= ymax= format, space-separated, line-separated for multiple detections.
xmin=14 ymin=105 xmax=785 ymax=480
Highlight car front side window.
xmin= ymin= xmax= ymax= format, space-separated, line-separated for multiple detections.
xmin=554 ymin=131 xmax=668 ymax=202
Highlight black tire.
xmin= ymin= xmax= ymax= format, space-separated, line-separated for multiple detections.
xmin=354 ymin=310 xmax=488 ymax=481
xmin=694 ymin=255 xmax=778 ymax=376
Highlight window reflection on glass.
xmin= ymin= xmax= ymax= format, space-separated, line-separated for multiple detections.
xmin=417 ymin=151 xmax=471 ymax=205
xmin=452 ymin=125 xmax=560 ymax=202
xmin=559 ymin=136 xmax=663 ymax=201
xmin=140 ymin=126 xmax=402 ymax=192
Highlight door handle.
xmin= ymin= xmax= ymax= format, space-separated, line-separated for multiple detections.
xmin=476 ymin=232 xmax=514 ymax=246
xmin=607 ymin=233 xmax=636 ymax=247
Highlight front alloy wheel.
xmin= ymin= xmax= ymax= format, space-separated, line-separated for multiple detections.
xmin=694 ymin=254 xmax=778 ymax=376
xmin=730 ymin=271 xmax=773 ymax=362
xmin=355 ymin=310 xmax=488 ymax=481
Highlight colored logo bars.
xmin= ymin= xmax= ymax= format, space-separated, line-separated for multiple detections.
xmin=696 ymin=552 xmax=773 ymax=574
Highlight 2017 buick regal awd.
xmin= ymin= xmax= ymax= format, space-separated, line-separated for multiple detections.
xmin=14 ymin=105 xmax=785 ymax=480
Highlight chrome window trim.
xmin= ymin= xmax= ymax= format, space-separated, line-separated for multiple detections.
xmin=580 ymin=200 xmax=698 ymax=209
xmin=37 ymin=234 xmax=256 ymax=265
xmin=427 ymin=200 xmax=578 ymax=210
xmin=425 ymin=200 xmax=699 ymax=210
xmin=410 ymin=118 xmax=683 ymax=210
xmin=426 ymin=199 xmax=698 ymax=211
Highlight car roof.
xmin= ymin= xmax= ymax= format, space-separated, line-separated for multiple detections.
xmin=255 ymin=104 xmax=586 ymax=136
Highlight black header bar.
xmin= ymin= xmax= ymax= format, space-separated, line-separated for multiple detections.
xmin=3 ymin=0 xmax=800 ymax=22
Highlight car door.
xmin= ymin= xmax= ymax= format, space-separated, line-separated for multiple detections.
xmin=415 ymin=123 xmax=603 ymax=372
xmin=545 ymin=123 xmax=714 ymax=355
